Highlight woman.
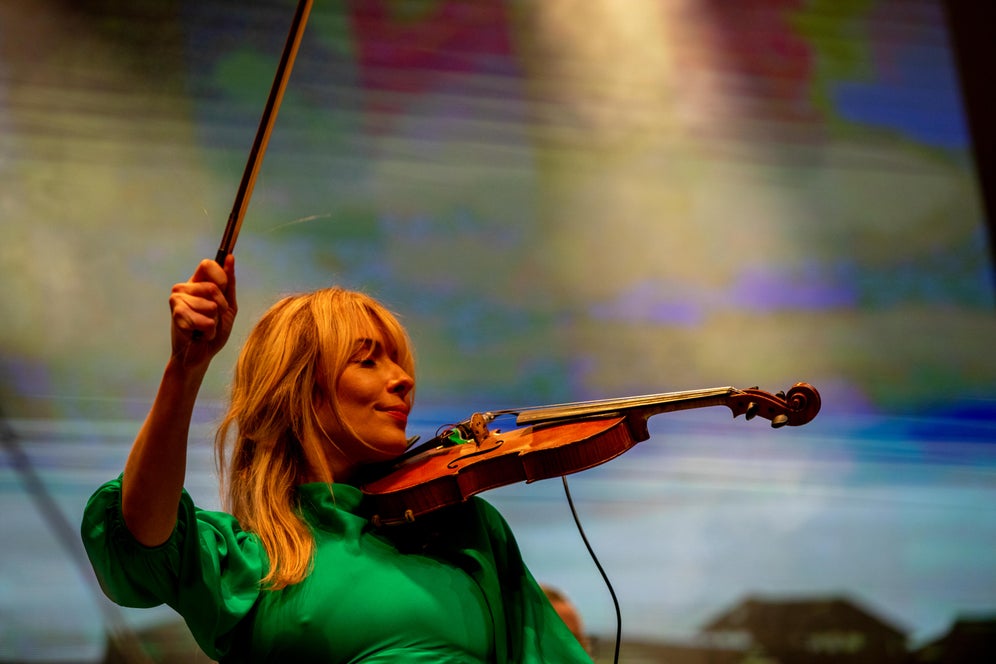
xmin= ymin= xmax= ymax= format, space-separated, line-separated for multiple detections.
xmin=81 ymin=257 xmax=592 ymax=663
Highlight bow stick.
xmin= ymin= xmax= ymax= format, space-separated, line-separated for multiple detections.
xmin=214 ymin=0 xmax=313 ymax=264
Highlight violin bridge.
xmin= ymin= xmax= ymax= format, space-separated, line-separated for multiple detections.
xmin=467 ymin=412 xmax=495 ymax=446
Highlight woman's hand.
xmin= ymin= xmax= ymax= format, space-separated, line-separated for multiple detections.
xmin=168 ymin=254 xmax=237 ymax=368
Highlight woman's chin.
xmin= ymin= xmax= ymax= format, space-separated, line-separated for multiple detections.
xmin=371 ymin=437 xmax=411 ymax=462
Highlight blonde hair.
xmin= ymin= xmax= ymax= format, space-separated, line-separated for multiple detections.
xmin=215 ymin=287 xmax=414 ymax=589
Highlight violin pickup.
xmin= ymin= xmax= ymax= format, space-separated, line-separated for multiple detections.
xmin=462 ymin=411 xmax=497 ymax=446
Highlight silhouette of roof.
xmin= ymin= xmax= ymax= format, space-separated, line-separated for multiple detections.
xmin=912 ymin=615 xmax=996 ymax=663
xmin=702 ymin=594 xmax=907 ymax=640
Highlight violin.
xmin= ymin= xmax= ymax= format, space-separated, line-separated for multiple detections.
xmin=362 ymin=383 xmax=820 ymax=527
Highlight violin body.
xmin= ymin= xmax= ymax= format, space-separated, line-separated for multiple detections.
xmin=363 ymin=383 xmax=821 ymax=526
xmin=364 ymin=416 xmax=633 ymax=526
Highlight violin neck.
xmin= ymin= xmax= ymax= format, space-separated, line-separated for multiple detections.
xmin=514 ymin=387 xmax=740 ymax=426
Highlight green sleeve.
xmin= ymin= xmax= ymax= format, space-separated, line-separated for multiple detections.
xmin=80 ymin=476 xmax=267 ymax=659
xmin=469 ymin=499 xmax=594 ymax=663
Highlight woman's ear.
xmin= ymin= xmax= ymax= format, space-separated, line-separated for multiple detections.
xmin=312 ymin=381 xmax=327 ymax=406
xmin=311 ymin=360 xmax=332 ymax=406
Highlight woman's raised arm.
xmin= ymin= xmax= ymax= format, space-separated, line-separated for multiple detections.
xmin=121 ymin=255 xmax=237 ymax=546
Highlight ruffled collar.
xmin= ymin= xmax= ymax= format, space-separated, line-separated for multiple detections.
xmin=296 ymin=482 xmax=364 ymax=524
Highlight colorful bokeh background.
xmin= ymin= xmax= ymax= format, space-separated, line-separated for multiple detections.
xmin=1 ymin=0 xmax=994 ymax=661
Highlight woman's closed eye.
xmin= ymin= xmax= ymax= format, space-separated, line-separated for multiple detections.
xmin=350 ymin=338 xmax=401 ymax=370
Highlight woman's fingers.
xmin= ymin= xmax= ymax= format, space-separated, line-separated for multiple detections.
xmin=170 ymin=282 xmax=228 ymax=336
xmin=168 ymin=257 xmax=236 ymax=352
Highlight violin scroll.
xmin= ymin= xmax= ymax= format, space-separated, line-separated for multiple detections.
xmin=731 ymin=382 xmax=821 ymax=428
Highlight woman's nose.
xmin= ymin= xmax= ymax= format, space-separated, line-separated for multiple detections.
xmin=388 ymin=368 xmax=414 ymax=397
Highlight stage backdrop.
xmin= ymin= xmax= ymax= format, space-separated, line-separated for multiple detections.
xmin=1 ymin=1 xmax=994 ymax=661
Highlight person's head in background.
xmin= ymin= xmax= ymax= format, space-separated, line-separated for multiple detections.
xmin=542 ymin=583 xmax=591 ymax=653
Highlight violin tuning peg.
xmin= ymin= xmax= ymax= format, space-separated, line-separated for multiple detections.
xmin=745 ymin=402 xmax=759 ymax=420
xmin=771 ymin=414 xmax=789 ymax=428
xmin=776 ymin=391 xmax=786 ymax=400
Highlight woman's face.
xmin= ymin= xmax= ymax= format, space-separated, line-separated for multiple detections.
xmin=317 ymin=328 xmax=414 ymax=471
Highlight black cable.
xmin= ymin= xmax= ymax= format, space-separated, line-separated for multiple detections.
xmin=0 ymin=406 xmax=154 ymax=663
xmin=562 ymin=475 xmax=621 ymax=664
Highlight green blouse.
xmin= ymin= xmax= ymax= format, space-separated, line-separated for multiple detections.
xmin=81 ymin=477 xmax=592 ymax=663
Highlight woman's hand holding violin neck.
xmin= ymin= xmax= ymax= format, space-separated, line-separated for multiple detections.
xmin=168 ymin=255 xmax=238 ymax=368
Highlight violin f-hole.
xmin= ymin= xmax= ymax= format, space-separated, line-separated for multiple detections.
xmin=446 ymin=439 xmax=504 ymax=470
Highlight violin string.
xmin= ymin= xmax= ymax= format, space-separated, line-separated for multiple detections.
xmin=264 ymin=212 xmax=336 ymax=233
xmin=561 ymin=475 xmax=621 ymax=664
xmin=512 ymin=387 xmax=738 ymax=424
